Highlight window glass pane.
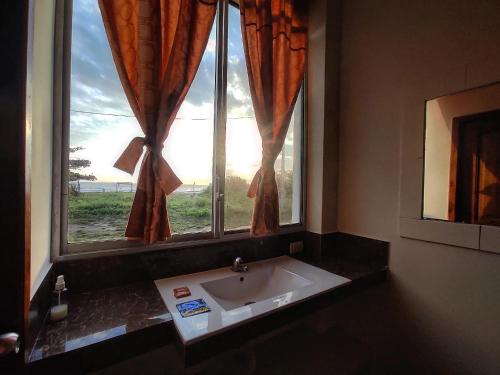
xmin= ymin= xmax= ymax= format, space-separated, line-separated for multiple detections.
xmin=224 ymin=5 xmax=302 ymax=231
xmin=277 ymin=88 xmax=303 ymax=225
xmin=164 ymin=25 xmax=216 ymax=236
xmin=224 ymin=5 xmax=259 ymax=231
xmin=68 ymin=0 xmax=215 ymax=244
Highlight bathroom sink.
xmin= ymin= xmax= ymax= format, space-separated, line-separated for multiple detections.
xmin=201 ymin=265 xmax=313 ymax=311
xmin=155 ymin=256 xmax=350 ymax=344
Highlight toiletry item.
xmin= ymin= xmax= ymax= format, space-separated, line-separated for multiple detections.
xmin=176 ymin=299 xmax=210 ymax=318
xmin=50 ymin=275 xmax=68 ymax=322
xmin=50 ymin=304 xmax=68 ymax=321
xmin=173 ymin=286 xmax=191 ymax=298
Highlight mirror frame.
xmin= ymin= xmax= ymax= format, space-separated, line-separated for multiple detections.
xmin=399 ymin=66 xmax=500 ymax=254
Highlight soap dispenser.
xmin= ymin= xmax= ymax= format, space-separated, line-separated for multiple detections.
xmin=50 ymin=275 xmax=68 ymax=322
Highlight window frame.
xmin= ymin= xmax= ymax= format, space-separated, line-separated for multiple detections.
xmin=51 ymin=0 xmax=306 ymax=261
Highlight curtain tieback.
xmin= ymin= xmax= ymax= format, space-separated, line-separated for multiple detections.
xmin=247 ymin=168 xmax=262 ymax=198
xmin=247 ymin=165 xmax=275 ymax=198
xmin=114 ymin=136 xmax=182 ymax=195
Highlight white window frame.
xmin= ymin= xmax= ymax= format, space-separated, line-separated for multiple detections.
xmin=51 ymin=0 xmax=306 ymax=261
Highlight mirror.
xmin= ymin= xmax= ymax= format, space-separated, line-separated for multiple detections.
xmin=423 ymin=83 xmax=500 ymax=226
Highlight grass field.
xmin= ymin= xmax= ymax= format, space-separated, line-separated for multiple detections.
xmin=68 ymin=176 xmax=293 ymax=243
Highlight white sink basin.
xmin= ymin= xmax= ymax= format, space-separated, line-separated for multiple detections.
xmin=201 ymin=266 xmax=313 ymax=311
xmin=155 ymin=256 xmax=350 ymax=344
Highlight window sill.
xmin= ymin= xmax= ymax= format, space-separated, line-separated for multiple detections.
xmin=53 ymin=224 xmax=305 ymax=262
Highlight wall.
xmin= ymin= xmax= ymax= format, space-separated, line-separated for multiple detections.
xmin=30 ymin=0 xmax=55 ymax=299
xmin=424 ymin=84 xmax=500 ymax=220
xmin=306 ymin=0 xmax=341 ymax=234
xmin=338 ymin=0 xmax=500 ymax=373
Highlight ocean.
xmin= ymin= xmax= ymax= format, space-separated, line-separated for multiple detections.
xmin=74 ymin=181 xmax=208 ymax=194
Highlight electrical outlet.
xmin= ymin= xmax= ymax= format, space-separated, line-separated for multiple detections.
xmin=289 ymin=241 xmax=304 ymax=254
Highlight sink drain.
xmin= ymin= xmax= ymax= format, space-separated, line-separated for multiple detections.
xmin=244 ymin=301 xmax=256 ymax=306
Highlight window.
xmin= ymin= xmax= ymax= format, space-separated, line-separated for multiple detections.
xmin=53 ymin=0 xmax=304 ymax=256
xmin=224 ymin=5 xmax=303 ymax=231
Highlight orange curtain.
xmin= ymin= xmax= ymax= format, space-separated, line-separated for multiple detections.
xmin=98 ymin=0 xmax=216 ymax=243
xmin=240 ymin=0 xmax=307 ymax=235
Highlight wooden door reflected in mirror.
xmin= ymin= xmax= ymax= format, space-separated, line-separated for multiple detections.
xmin=449 ymin=110 xmax=500 ymax=226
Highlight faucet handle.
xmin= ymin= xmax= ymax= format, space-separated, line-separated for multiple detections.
xmin=231 ymin=257 xmax=247 ymax=272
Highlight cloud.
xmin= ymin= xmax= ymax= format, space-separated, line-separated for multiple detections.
xmin=70 ymin=1 xmax=255 ymax=123
xmin=181 ymin=5 xmax=254 ymax=117
xmin=69 ymin=1 xmax=303 ymax=182
xmin=226 ymin=6 xmax=254 ymax=117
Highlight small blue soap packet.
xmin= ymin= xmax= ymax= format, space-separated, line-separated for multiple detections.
xmin=176 ymin=298 xmax=211 ymax=318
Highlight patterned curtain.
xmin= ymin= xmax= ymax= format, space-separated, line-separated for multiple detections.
xmin=240 ymin=0 xmax=307 ymax=235
xmin=98 ymin=0 xmax=217 ymax=243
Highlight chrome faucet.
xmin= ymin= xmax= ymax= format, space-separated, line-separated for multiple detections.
xmin=231 ymin=257 xmax=248 ymax=272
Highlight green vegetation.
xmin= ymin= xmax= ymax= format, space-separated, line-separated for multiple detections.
xmin=68 ymin=173 xmax=294 ymax=243
xmin=168 ymin=187 xmax=212 ymax=233
xmin=224 ymin=176 xmax=254 ymax=230
xmin=68 ymin=192 xmax=134 ymax=242
xmin=68 ymin=190 xmax=213 ymax=242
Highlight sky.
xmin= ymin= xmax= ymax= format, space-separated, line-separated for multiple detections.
xmin=70 ymin=0 xmax=297 ymax=185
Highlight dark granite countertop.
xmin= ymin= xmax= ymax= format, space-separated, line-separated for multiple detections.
xmin=29 ymin=281 xmax=171 ymax=362
xmin=297 ymin=253 xmax=388 ymax=282
xmin=29 ymin=251 xmax=387 ymax=365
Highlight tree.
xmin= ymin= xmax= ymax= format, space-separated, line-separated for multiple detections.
xmin=69 ymin=146 xmax=96 ymax=195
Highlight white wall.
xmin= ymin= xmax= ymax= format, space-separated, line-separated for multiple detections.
xmin=30 ymin=0 xmax=55 ymax=299
xmin=306 ymin=0 xmax=341 ymax=234
xmin=338 ymin=0 xmax=500 ymax=372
